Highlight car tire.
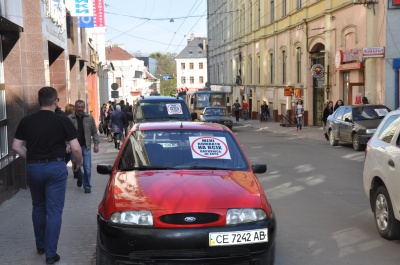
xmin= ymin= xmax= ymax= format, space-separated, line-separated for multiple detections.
xmin=374 ymin=186 xmax=400 ymax=240
xmin=96 ymin=236 xmax=114 ymax=265
xmin=253 ymin=242 xmax=276 ymax=265
xmin=352 ymin=133 xmax=365 ymax=151
xmin=329 ymin=130 xmax=338 ymax=146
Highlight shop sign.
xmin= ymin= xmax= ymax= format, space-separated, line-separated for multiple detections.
xmin=44 ymin=0 xmax=67 ymax=33
xmin=284 ymin=87 xmax=294 ymax=96
xmin=335 ymin=50 xmax=343 ymax=68
xmin=342 ymin=49 xmax=362 ymax=63
xmin=362 ymin=47 xmax=385 ymax=58
xmin=65 ymin=0 xmax=93 ymax=17
xmin=335 ymin=62 xmax=364 ymax=71
xmin=311 ymin=64 xmax=324 ymax=78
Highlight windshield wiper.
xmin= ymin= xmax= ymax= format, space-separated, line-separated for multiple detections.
xmin=121 ymin=166 xmax=176 ymax=170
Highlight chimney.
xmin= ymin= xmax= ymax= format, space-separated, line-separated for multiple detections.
xmin=187 ymin=33 xmax=195 ymax=44
xmin=202 ymin=39 xmax=207 ymax=52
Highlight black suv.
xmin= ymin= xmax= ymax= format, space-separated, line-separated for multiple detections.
xmin=132 ymin=96 xmax=193 ymax=123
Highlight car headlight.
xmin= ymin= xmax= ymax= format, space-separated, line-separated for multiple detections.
xmin=110 ymin=210 xmax=153 ymax=226
xmin=366 ymin=129 xmax=376 ymax=134
xmin=226 ymin=209 xmax=267 ymax=225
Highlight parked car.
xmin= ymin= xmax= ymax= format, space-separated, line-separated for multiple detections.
xmin=132 ymin=95 xmax=194 ymax=123
xmin=96 ymin=122 xmax=276 ymax=264
xmin=199 ymin=106 xmax=233 ymax=130
xmin=326 ymin=104 xmax=391 ymax=151
xmin=363 ymin=109 xmax=400 ymax=240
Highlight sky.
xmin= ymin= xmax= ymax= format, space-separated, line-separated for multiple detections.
xmin=104 ymin=0 xmax=208 ymax=56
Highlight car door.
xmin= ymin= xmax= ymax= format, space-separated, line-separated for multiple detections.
xmin=330 ymin=107 xmax=345 ymax=140
xmin=379 ymin=114 xmax=400 ymax=216
xmin=339 ymin=107 xmax=353 ymax=142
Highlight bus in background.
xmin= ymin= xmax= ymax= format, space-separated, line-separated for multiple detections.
xmin=185 ymin=90 xmax=229 ymax=120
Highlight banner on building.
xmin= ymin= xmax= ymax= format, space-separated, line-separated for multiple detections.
xmin=93 ymin=0 xmax=105 ymax=27
xmin=66 ymin=0 xmax=93 ymax=17
xmin=78 ymin=16 xmax=94 ymax=28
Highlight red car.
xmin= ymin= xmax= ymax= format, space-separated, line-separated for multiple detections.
xmin=96 ymin=122 xmax=276 ymax=264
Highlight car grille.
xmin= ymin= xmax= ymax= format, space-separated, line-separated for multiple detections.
xmin=160 ymin=213 xmax=220 ymax=225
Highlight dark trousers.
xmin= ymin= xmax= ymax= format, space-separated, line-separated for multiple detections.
xmin=27 ymin=161 xmax=67 ymax=258
xmin=235 ymin=110 xmax=239 ymax=121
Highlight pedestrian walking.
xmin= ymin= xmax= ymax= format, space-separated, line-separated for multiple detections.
xmin=119 ymin=100 xmax=129 ymax=137
xmin=242 ymin=100 xmax=249 ymax=121
xmin=68 ymin=100 xmax=100 ymax=193
xmin=334 ymin=99 xmax=344 ymax=111
xmin=260 ymin=100 xmax=269 ymax=122
xmin=322 ymin=101 xmax=334 ymax=140
xmin=12 ymin=86 xmax=83 ymax=264
xmin=233 ymin=99 xmax=241 ymax=122
xmin=110 ymin=104 xmax=127 ymax=150
xmin=295 ymin=99 xmax=304 ymax=132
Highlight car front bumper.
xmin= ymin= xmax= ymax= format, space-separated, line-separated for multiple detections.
xmin=97 ymin=213 xmax=276 ymax=264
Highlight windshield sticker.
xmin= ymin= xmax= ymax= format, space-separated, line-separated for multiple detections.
xmin=375 ymin=108 xmax=389 ymax=116
xmin=189 ymin=136 xmax=231 ymax=159
xmin=166 ymin=103 xmax=183 ymax=115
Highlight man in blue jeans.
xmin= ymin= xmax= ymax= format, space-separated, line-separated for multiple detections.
xmin=69 ymin=100 xmax=100 ymax=193
xmin=12 ymin=86 xmax=83 ymax=264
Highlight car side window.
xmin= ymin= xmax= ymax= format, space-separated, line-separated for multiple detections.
xmin=334 ymin=107 xmax=345 ymax=120
xmin=378 ymin=114 xmax=400 ymax=144
xmin=342 ymin=107 xmax=352 ymax=121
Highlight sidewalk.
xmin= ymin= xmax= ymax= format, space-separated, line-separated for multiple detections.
xmin=233 ymin=118 xmax=327 ymax=142
xmin=0 ymin=135 xmax=118 ymax=265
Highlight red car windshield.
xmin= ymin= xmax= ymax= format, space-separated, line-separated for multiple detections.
xmin=118 ymin=129 xmax=249 ymax=171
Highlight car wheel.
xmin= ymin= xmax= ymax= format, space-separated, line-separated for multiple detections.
xmin=329 ymin=130 xmax=338 ymax=146
xmin=252 ymin=242 xmax=276 ymax=265
xmin=96 ymin=236 xmax=115 ymax=265
xmin=352 ymin=133 xmax=365 ymax=151
xmin=374 ymin=186 xmax=400 ymax=240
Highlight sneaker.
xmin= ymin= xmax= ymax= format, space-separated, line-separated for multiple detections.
xmin=77 ymin=179 xmax=82 ymax=187
xmin=46 ymin=254 xmax=60 ymax=264
xmin=37 ymin=247 xmax=45 ymax=255
xmin=84 ymin=189 xmax=91 ymax=194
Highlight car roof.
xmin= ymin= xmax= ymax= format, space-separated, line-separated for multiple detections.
xmin=136 ymin=96 xmax=184 ymax=102
xmin=135 ymin=121 xmax=226 ymax=131
xmin=344 ymin=104 xmax=389 ymax=108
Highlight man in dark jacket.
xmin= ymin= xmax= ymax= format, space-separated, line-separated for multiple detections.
xmin=110 ymin=104 xmax=127 ymax=149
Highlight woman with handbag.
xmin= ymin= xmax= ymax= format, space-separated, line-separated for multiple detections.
xmin=295 ymin=99 xmax=304 ymax=132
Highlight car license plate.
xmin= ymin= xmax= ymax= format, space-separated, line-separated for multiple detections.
xmin=209 ymin=229 xmax=268 ymax=246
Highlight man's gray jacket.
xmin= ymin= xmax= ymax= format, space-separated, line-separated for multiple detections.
xmin=69 ymin=112 xmax=100 ymax=150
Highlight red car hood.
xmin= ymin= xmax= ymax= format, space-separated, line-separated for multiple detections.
xmin=112 ymin=170 xmax=262 ymax=211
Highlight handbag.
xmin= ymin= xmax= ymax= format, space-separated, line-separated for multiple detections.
xmin=297 ymin=113 xmax=303 ymax=118
xmin=98 ymin=122 xmax=104 ymax=134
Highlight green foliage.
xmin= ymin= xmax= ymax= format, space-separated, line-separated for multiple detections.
xmin=149 ymin=52 xmax=177 ymax=96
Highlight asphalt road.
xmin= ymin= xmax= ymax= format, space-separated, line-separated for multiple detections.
xmin=234 ymin=125 xmax=400 ymax=265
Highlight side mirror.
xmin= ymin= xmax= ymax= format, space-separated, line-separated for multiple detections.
xmin=191 ymin=112 xmax=198 ymax=121
xmin=344 ymin=117 xmax=353 ymax=123
xmin=252 ymin=164 xmax=267 ymax=173
xmin=97 ymin=164 xmax=113 ymax=175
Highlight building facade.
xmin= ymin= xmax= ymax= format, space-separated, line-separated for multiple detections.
xmin=175 ymin=34 xmax=208 ymax=93
xmin=207 ymin=0 xmax=395 ymax=125
xmin=0 ymin=0 xmax=99 ymax=205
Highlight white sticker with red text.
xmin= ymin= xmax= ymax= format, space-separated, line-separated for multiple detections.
xmin=166 ymin=103 xmax=183 ymax=115
xmin=189 ymin=136 xmax=231 ymax=159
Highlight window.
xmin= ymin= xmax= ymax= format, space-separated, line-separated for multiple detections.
xmin=241 ymin=5 xmax=245 ymax=35
xmin=257 ymin=54 xmax=261 ymax=84
xmin=189 ymin=63 xmax=194 ymax=70
xmin=181 ymin=76 xmax=186 ymax=84
xmin=181 ymin=63 xmax=185 ymax=70
xmin=189 ymin=50 xmax=193 ymax=54
xmin=282 ymin=0 xmax=287 ymax=17
xmin=116 ymin=77 xmax=121 ymax=88
xmin=0 ymin=40 xmax=7 ymax=159
xmin=296 ymin=47 xmax=301 ymax=83
xmin=190 ymin=76 xmax=194 ymax=84
xmin=199 ymin=76 xmax=204 ymax=83
xmin=250 ymin=2 xmax=253 ymax=32
xmin=249 ymin=56 xmax=252 ymax=84
xmin=297 ymin=0 xmax=302 ymax=9
xmin=269 ymin=53 xmax=274 ymax=84
xmin=270 ymin=0 xmax=275 ymax=22
xmin=199 ymin=62 xmax=203 ymax=69
xmin=378 ymin=115 xmax=400 ymax=144
xmin=282 ymin=50 xmax=286 ymax=84
xmin=258 ymin=0 xmax=261 ymax=27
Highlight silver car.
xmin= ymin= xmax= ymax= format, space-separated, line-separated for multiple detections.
xmin=363 ymin=109 xmax=400 ymax=240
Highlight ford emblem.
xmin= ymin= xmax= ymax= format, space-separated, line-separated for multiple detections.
xmin=184 ymin=217 xmax=196 ymax=222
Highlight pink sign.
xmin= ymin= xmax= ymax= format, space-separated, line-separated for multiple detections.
xmin=93 ymin=0 xmax=105 ymax=27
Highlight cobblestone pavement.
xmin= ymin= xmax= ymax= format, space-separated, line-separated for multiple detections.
xmin=0 ymin=120 xmax=327 ymax=265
